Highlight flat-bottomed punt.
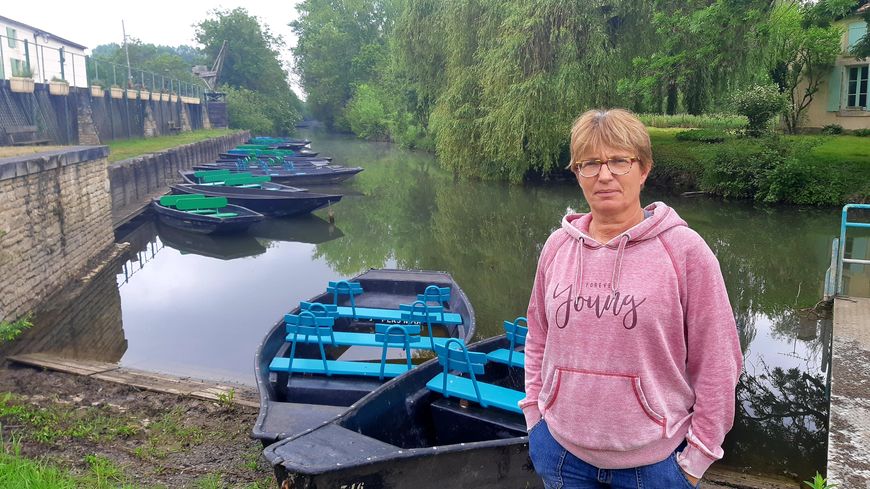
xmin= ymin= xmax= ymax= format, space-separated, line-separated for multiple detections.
xmin=262 ymin=335 xmax=538 ymax=489
xmin=151 ymin=194 xmax=263 ymax=235
xmin=192 ymin=164 xmax=363 ymax=186
xmin=174 ymin=171 xmax=342 ymax=217
xmin=253 ymin=269 xmax=476 ymax=446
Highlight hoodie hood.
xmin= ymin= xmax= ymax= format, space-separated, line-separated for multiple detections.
xmin=560 ymin=202 xmax=687 ymax=295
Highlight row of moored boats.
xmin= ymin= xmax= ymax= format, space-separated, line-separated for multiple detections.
xmin=151 ymin=136 xmax=363 ymax=234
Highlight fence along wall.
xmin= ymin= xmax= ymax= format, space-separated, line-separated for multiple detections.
xmin=0 ymin=82 xmax=208 ymax=145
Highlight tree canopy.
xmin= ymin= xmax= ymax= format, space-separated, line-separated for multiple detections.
xmin=195 ymin=8 xmax=303 ymax=135
xmin=90 ymin=41 xmax=204 ymax=87
xmin=291 ymin=0 xmax=868 ymax=180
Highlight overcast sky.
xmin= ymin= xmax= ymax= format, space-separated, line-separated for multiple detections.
xmin=3 ymin=1 xmax=303 ymax=88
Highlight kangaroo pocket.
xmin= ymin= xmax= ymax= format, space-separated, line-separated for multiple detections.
xmin=542 ymin=368 xmax=666 ymax=452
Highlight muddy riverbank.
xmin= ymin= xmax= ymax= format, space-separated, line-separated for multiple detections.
xmin=0 ymin=363 xmax=276 ymax=488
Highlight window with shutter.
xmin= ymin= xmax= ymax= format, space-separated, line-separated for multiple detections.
xmin=847 ymin=65 xmax=869 ymax=108
xmin=5 ymin=27 xmax=15 ymax=48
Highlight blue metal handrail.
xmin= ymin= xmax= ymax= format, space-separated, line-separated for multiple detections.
xmin=837 ymin=204 xmax=870 ymax=295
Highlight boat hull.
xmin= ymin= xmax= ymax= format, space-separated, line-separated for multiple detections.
xmin=170 ymin=184 xmax=342 ymax=218
xmin=263 ymin=336 xmax=539 ymax=488
xmin=253 ymin=269 xmax=477 ymax=445
xmin=151 ymin=201 xmax=263 ymax=234
xmin=192 ymin=165 xmax=364 ymax=186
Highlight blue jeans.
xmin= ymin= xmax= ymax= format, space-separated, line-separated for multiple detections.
xmin=529 ymin=419 xmax=700 ymax=489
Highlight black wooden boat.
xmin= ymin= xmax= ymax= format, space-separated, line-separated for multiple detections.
xmin=253 ymin=269 xmax=476 ymax=446
xmin=218 ymin=154 xmax=334 ymax=163
xmin=179 ymin=170 xmax=308 ymax=192
xmin=224 ymin=150 xmax=328 ymax=160
xmin=192 ymin=164 xmax=363 ymax=186
xmin=247 ymin=137 xmax=312 ymax=150
xmin=261 ymin=335 xmax=539 ymax=488
xmin=169 ymin=184 xmax=341 ymax=218
xmin=151 ymin=194 xmax=264 ymax=234
xmin=156 ymin=222 xmax=267 ymax=260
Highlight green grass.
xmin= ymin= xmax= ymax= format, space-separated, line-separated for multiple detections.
xmin=0 ymin=393 xmax=140 ymax=444
xmin=135 ymin=407 xmax=205 ymax=460
xmin=0 ymin=435 xmax=137 ymax=489
xmin=106 ymin=129 xmax=235 ymax=163
xmin=0 ymin=437 xmax=77 ymax=488
xmin=638 ymin=113 xmax=748 ymax=130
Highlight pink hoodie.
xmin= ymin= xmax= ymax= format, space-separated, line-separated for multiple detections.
xmin=521 ymin=202 xmax=743 ymax=479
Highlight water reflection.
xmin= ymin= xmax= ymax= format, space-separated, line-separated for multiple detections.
xmin=0 ymin=248 xmax=127 ymax=363
xmin=158 ymin=223 xmax=267 ymax=260
xmin=250 ymin=215 xmax=344 ymax=245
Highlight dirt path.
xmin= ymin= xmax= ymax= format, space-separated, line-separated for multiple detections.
xmin=0 ymin=362 xmax=276 ymax=488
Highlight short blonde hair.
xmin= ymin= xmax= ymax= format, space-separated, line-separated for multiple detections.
xmin=568 ymin=109 xmax=653 ymax=173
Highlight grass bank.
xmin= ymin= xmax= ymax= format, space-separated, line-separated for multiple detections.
xmin=106 ymin=129 xmax=235 ymax=163
xmin=0 ymin=367 xmax=276 ymax=488
xmin=648 ymin=128 xmax=870 ymax=205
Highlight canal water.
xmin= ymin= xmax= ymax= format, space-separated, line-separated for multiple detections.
xmin=18 ymin=131 xmax=870 ymax=481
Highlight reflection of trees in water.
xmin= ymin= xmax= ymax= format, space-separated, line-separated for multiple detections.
xmin=675 ymin=200 xmax=837 ymax=352
xmin=313 ymin=150 xmax=447 ymax=274
xmin=430 ymin=181 xmax=579 ymax=336
xmin=724 ymin=362 xmax=828 ymax=481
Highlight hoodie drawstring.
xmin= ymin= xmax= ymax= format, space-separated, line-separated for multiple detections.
xmin=573 ymin=237 xmax=585 ymax=297
xmin=611 ymin=235 xmax=629 ymax=294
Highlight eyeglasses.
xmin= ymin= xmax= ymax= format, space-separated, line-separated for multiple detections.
xmin=573 ymin=157 xmax=639 ymax=177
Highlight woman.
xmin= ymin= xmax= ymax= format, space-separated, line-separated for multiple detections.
xmin=522 ymin=109 xmax=743 ymax=488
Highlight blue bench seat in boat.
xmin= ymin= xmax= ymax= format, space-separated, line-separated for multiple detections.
xmin=485 ymin=317 xmax=528 ymax=368
xmin=326 ymin=281 xmax=462 ymax=325
xmin=333 ymin=306 xmax=462 ymax=325
xmin=484 ymin=349 xmax=525 ymax=368
xmin=271 ymin=313 xmax=421 ymax=380
xmin=426 ymin=373 xmax=524 ymax=414
xmin=270 ymin=357 xmax=410 ymax=378
xmin=425 ymin=339 xmax=524 ymax=414
xmin=285 ymin=330 xmax=452 ymax=350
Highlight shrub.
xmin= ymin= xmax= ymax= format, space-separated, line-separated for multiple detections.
xmin=344 ymin=84 xmax=390 ymax=140
xmin=675 ymin=129 xmax=729 ymax=143
xmin=821 ymin=124 xmax=843 ymax=135
xmin=700 ymin=142 xmax=770 ymax=199
xmin=224 ymin=86 xmax=274 ymax=135
xmin=852 ymin=128 xmax=870 ymax=137
xmin=701 ymin=136 xmax=844 ymax=205
xmin=223 ymin=85 xmax=302 ymax=136
xmin=638 ymin=113 xmax=747 ymax=130
xmin=731 ymin=85 xmax=787 ymax=137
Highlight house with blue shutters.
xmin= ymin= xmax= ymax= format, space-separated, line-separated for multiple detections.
xmin=802 ymin=5 xmax=869 ymax=131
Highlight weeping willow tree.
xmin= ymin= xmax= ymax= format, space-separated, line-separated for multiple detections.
xmin=415 ymin=1 xmax=660 ymax=181
xmin=294 ymin=0 xmax=791 ymax=180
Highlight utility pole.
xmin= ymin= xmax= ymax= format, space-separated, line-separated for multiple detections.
xmin=122 ymin=20 xmax=132 ymax=87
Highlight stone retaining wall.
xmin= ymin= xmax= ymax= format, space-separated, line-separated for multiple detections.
xmin=108 ymin=131 xmax=250 ymax=225
xmin=0 ymin=147 xmax=114 ymax=323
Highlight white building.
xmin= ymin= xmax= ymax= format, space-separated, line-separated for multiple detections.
xmin=0 ymin=15 xmax=88 ymax=88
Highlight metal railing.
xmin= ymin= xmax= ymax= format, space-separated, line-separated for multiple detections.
xmin=826 ymin=204 xmax=870 ymax=299
xmin=88 ymin=56 xmax=204 ymax=98
xmin=0 ymin=33 xmax=203 ymax=98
